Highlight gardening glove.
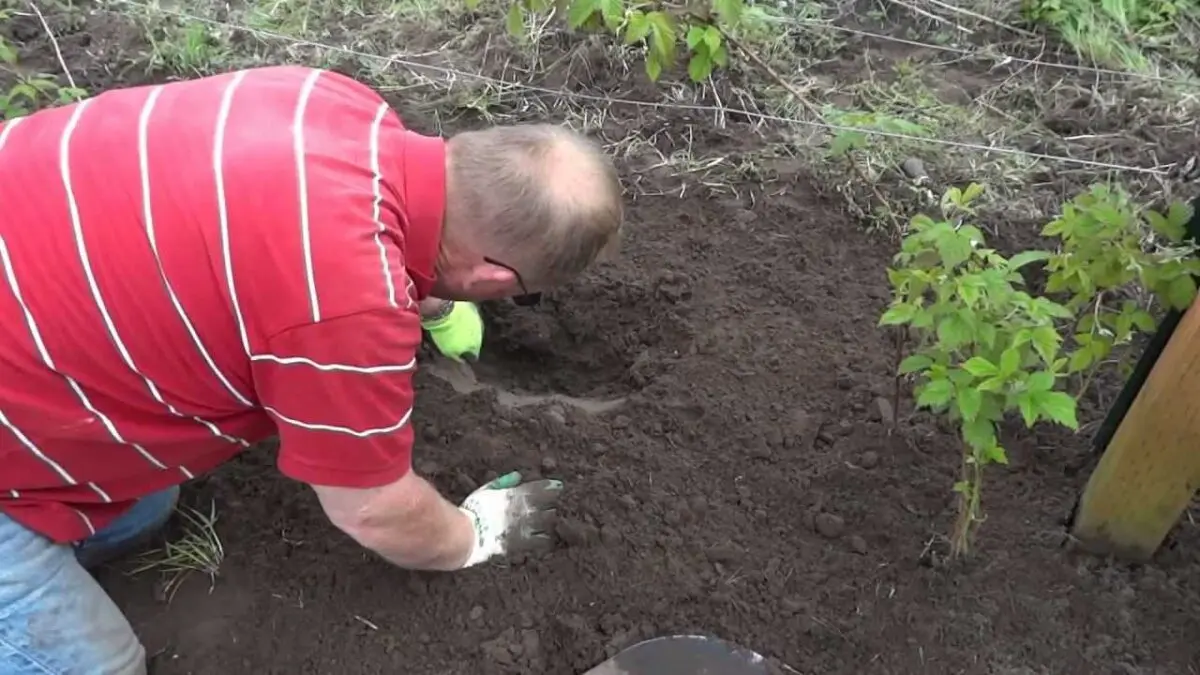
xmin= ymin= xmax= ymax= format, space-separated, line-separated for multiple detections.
xmin=422 ymin=301 xmax=483 ymax=362
xmin=457 ymin=471 xmax=562 ymax=568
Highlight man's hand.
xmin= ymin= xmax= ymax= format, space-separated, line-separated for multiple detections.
xmin=421 ymin=299 xmax=483 ymax=362
xmin=457 ymin=471 xmax=562 ymax=568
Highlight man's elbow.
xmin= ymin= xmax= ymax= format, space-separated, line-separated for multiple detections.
xmin=311 ymin=474 xmax=423 ymax=551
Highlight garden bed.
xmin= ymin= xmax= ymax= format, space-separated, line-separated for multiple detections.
xmin=6 ymin=0 xmax=1200 ymax=672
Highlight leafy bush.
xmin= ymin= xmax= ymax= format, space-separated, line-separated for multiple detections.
xmin=882 ymin=183 xmax=1196 ymax=556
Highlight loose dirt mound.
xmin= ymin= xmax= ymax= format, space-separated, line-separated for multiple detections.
xmin=6 ymin=3 xmax=1199 ymax=674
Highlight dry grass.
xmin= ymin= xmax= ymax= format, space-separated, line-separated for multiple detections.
xmin=128 ymin=502 xmax=224 ymax=603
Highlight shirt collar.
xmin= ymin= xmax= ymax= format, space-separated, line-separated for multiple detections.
xmin=398 ymin=129 xmax=446 ymax=301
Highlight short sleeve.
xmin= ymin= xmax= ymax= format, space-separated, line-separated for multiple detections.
xmin=252 ymin=307 xmax=422 ymax=488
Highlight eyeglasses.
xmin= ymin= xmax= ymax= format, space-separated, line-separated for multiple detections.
xmin=483 ymin=256 xmax=542 ymax=306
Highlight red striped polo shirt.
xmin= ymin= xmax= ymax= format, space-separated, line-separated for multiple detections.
xmin=0 ymin=66 xmax=442 ymax=543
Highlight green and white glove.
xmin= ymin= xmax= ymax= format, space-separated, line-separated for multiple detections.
xmin=422 ymin=301 xmax=483 ymax=362
xmin=457 ymin=471 xmax=562 ymax=568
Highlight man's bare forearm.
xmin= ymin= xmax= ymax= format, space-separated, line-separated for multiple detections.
xmin=313 ymin=473 xmax=475 ymax=571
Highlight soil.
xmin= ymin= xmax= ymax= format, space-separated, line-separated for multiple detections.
xmin=7 ymin=4 xmax=1200 ymax=675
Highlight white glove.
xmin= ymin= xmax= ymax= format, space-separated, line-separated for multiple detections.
xmin=458 ymin=471 xmax=562 ymax=568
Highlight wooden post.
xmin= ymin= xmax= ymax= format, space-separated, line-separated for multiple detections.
xmin=1071 ymin=293 xmax=1200 ymax=560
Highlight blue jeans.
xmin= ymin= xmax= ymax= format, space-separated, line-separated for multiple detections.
xmin=0 ymin=487 xmax=178 ymax=675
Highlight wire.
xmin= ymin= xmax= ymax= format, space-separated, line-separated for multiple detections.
xmin=760 ymin=15 xmax=1196 ymax=85
xmin=107 ymin=0 xmax=1179 ymax=176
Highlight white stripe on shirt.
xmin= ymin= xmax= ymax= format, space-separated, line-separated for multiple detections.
xmin=293 ymin=69 xmax=324 ymax=323
xmin=263 ymin=405 xmax=413 ymax=438
xmin=369 ymin=102 xmax=406 ymax=310
xmin=139 ymin=86 xmax=255 ymax=409
xmin=0 ymin=231 xmax=166 ymax=471
xmin=0 ymin=409 xmax=77 ymax=485
xmin=250 ymin=353 xmax=416 ymax=373
xmin=61 ymin=95 xmax=250 ymax=451
xmin=215 ymin=70 xmax=253 ymax=356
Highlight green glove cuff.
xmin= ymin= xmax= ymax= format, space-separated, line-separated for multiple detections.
xmin=421 ymin=301 xmax=483 ymax=361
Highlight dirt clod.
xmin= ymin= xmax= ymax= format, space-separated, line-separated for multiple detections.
xmin=814 ymin=513 xmax=847 ymax=539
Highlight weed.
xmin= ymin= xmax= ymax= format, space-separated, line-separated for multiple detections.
xmin=129 ymin=502 xmax=225 ymax=602
xmin=1022 ymin=0 xmax=1200 ymax=74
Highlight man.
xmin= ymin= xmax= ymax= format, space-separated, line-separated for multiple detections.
xmin=0 ymin=65 xmax=623 ymax=674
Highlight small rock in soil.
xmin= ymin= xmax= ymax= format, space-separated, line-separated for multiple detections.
xmin=860 ymin=450 xmax=880 ymax=469
xmin=540 ymin=456 xmax=558 ymax=472
xmin=814 ymin=513 xmax=846 ymax=539
xmin=872 ymin=397 xmax=895 ymax=424
xmin=555 ymin=519 xmax=598 ymax=547
xmin=544 ymin=405 xmax=567 ymax=425
xmin=705 ymin=543 xmax=743 ymax=563
xmin=469 ymin=606 xmax=484 ymax=621
xmin=849 ymin=534 xmax=869 ymax=554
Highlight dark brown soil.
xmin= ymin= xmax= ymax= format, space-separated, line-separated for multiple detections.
xmin=7 ymin=4 xmax=1200 ymax=675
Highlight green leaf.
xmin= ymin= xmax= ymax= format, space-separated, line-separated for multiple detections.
xmin=1167 ymin=200 xmax=1194 ymax=238
xmin=1026 ymin=370 xmax=1055 ymax=392
xmin=1017 ymin=392 xmax=1037 ymax=428
xmin=712 ymin=0 xmax=744 ymax=24
xmin=703 ymin=25 xmax=722 ymax=52
xmin=0 ymin=41 xmax=15 ymax=66
xmin=1030 ymin=325 xmax=1060 ymax=365
xmin=999 ymin=346 xmax=1021 ymax=376
xmin=977 ymin=376 xmax=1006 ymax=393
xmin=957 ymin=386 xmax=982 ymax=422
xmin=961 ymin=182 xmax=985 ymax=204
xmin=961 ymin=415 xmax=995 ymax=451
xmin=982 ymin=444 xmax=1008 ymax=465
xmin=936 ymin=312 xmax=973 ymax=349
xmin=898 ymin=354 xmax=933 ymax=374
xmin=685 ymin=25 xmax=706 ymax=49
xmin=1032 ymin=391 xmax=1078 ymax=429
xmin=879 ymin=303 xmax=917 ymax=326
xmin=1164 ymin=274 xmax=1197 ymax=311
xmin=687 ymin=51 xmax=713 ymax=81
xmin=1131 ymin=309 xmax=1156 ymax=332
xmin=935 ymin=230 xmax=973 ymax=269
xmin=567 ymin=0 xmax=597 ymax=28
xmin=1008 ymin=250 xmax=1052 ymax=271
xmin=506 ymin=2 xmax=525 ymax=37
xmin=1067 ymin=347 xmax=1093 ymax=373
xmin=828 ymin=131 xmax=866 ymax=157
xmin=598 ymin=0 xmax=624 ymax=30
xmin=710 ymin=43 xmax=728 ymax=67
xmin=646 ymin=11 xmax=676 ymax=65
xmin=916 ymin=378 xmax=954 ymax=408
xmin=645 ymin=55 xmax=662 ymax=81
xmin=961 ymin=357 xmax=998 ymax=377
xmin=1147 ymin=209 xmax=1186 ymax=242
xmin=624 ymin=10 xmax=651 ymax=43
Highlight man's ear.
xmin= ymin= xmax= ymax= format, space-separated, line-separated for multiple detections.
xmin=465 ymin=262 xmax=518 ymax=298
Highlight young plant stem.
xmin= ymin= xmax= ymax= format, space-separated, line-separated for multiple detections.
xmin=891 ymin=328 xmax=905 ymax=430
xmin=950 ymin=450 xmax=985 ymax=558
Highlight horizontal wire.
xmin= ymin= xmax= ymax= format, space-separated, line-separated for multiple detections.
xmin=105 ymin=0 xmax=1177 ymax=176
xmin=762 ymin=15 xmax=1196 ymax=85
